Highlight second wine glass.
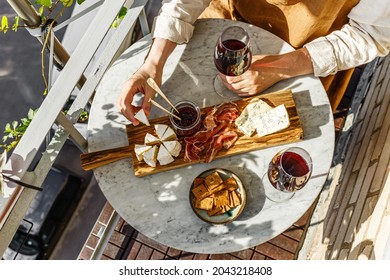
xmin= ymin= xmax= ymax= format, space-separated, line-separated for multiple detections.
xmin=264 ymin=147 xmax=313 ymax=202
xmin=213 ymin=25 xmax=252 ymax=99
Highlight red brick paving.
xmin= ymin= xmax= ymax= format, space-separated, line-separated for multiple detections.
xmin=79 ymin=200 xmax=315 ymax=260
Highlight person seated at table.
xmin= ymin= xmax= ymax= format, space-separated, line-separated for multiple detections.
xmin=118 ymin=0 xmax=390 ymax=125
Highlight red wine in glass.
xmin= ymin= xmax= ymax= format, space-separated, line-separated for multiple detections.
xmin=214 ymin=39 xmax=252 ymax=76
xmin=213 ymin=26 xmax=252 ymax=99
xmin=266 ymin=147 xmax=313 ymax=201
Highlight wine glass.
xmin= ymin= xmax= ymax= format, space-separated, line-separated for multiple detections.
xmin=213 ymin=25 xmax=252 ymax=99
xmin=264 ymin=147 xmax=313 ymax=202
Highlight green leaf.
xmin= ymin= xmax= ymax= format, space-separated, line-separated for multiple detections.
xmin=111 ymin=20 xmax=119 ymax=28
xmin=12 ymin=16 xmax=20 ymax=32
xmin=61 ymin=0 xmax=73 ymax=8
xmin=1 ymin=16 xmax=9 ymax=34
xmin=12 ymin=121 xmax=18 ymax=130
xmin=118 ymin=7 xmax=127 ymax=20
xmin=36 ymin=0 xmax=52 ymax=8
xmin=38 ymin=5 xmax=44 ymax=16
xmin=27 ymin=109 xmax=35 ymax=120
xmin=77 ymin=0 xmax=85 ymax=4
xmin=4 ymin=123 xmax=11 ymax=133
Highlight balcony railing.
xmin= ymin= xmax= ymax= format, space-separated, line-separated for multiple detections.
xmin=0 ymin=0 xmax=150 ymax=256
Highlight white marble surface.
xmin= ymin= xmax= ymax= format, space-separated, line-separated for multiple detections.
xmin=88 ymin=19 xmax=334 ymax=253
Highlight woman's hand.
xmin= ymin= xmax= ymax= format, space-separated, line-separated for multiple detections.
xmin=219 ymin=48 xmax=314 ymax=97
xmin=117 ymin=38 xmax=177 ymax=125
xmin=117 ymin=63 xmax=162 ymax=125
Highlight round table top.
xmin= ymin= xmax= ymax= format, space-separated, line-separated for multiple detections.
xmin=88 ymin=19 xmax=334 ymax=254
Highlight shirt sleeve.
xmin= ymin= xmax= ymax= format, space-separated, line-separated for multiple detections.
xmin=152 ymin=0 xmax=212 ymax=44
xmin=304 ymin=0 xmax=390 ymax=77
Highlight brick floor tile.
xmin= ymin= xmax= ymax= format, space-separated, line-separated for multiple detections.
xmin=79 ymin=246 xmax=93 ymax=260
xmin=150 ymin=250 xmax=166 ymax=260
xmin=119 ymin=223 xmax=137 ymax=237
xmin=115 ymin=218 xmax=126 ymax=232
xmin=100 ymin=255 xmax=112 ymax=260
xmin=134 ymin=232 xmax=169 ymax=253
xmin=255 ymin=243 xmax=295 ymax=260
xmin=193 ymin=254 xmax=209 ymax=260
xmin=136 ymin=245 xmax=154 ymax=260
xmin=85 ymin=234 xmax=100 ymax=250
xmin=268 ymin=234 xmax=299 ymax=254
xmin=103 ymin=242 xmax=124 ymax=260
xmin=294 ymin=206 xmax=314 ymax=228
xmin=209 ymin=253 xmax=240 ymax=260
xmin=251 ymin=252 xmax=266 ymax=260
xmin=99 ymin=203 xmax=115 ymax=225
xmin=229 ymin=248 xmax=254 ymax=260
xmin=179 ymin=252 xmax=196 ymax=260
xmin=92 ymin=222 xmax=106 ymax=237
xmin=125 ymin=240 xmax=141 ymax=260
xmin=109 ymin=230 xmax=130 ymax=248
xmin=166 ymin=247 xmax=182 ymax=259
xmin=282 ymin=226 xmax=304 ymax=241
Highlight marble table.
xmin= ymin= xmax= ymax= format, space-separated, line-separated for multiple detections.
xmin=87 ymin=19 xmax=334 ymax=253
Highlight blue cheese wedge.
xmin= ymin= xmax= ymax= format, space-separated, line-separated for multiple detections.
xmin=143 ymin=145 xmax=158 ymax=167
xmin=255 ymin=104 xmax=290 ymax=137
xmin=235 ymin=98 xmax=273 ymax=137
xmin=134 ymin=109 xmax=150 ymax=126
xmin=157 ymin=144 xmax=174 ymax=165
xmin=134 ymin=144 xmax=152 ymax=161
xmin=163 ymin=140 xmax=182 ymax=157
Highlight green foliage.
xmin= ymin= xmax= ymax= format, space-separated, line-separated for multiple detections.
xmin=35 ymin=0 xmax=53 ymax=8
xmin=61 ymin=0 xmax=73 ymax=8
xmin=111 ymin=7 xmax=128 ymax=28
xmin=77 ymin=0 xmax=85 ymax=4
xmin=12 ymin=16 xmax=19 ymax=32
xmin=0 ymin=109 xmax=37 ymax=152
xmin=1 ymin=15 xmax=9 ymax=34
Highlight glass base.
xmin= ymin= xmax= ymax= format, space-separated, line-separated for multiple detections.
xmin=262 ymin=173 xmax=295 ymax=203
xmin=213 ymin=75 xmax=238 ymax=100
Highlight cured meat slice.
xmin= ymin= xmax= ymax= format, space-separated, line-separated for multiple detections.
xmin=183 ymin=102 xmax=239 ymax=162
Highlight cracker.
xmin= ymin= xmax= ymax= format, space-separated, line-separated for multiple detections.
xmin=194 ymin=197 xmax=214 ymax=210
xmin=230 ymin=190 xmax=241 ymax=207
xmin=213 ymin=189 xmax=230 ymax=208
xmin=191 ymin=184 xmax=209 ymax=199
xmin=204 ymin=171 xmax=223 ymax=191
xmin=193 ymin=177 xmax=204 ymax=187
xmin=224 ymin=177 xmax=238 ymax=191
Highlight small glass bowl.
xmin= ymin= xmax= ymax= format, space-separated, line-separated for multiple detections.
xmin=169 ymin=100 xmax=201 ymax=137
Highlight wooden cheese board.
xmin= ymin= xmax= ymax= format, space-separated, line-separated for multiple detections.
xmin=80 ymin=89 xmax=304 ymax=176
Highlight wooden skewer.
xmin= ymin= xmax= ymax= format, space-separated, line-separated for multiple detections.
xmin=149 ymin=98 xmax=181 ymax=121
xmin=147 ymin=78 xmax=180 ymax=114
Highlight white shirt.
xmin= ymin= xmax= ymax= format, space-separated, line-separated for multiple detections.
xmin=152 ymin=0 xmax=390 ymax=77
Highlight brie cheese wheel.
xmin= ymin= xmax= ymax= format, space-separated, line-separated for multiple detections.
xmin=255 ymin=104 xmax=290 ymax=137
xmin=155 ymin=124 xmax=169 ymax=139
xmin=134 ymin=109 xmax=150 ymax=126
xmin=134 ymin=144 xmax=152 ymax=161
xmin=144 ymin=133 xmax=160 ymax=145
xmin=157 ymin=144 xmax=174 ymax=165
xmin=160 ymin=126 xmax=177 ymax=141
xmin=163 ymin=140 xmax=182 ymax=157
xmin=143 ymin=145 xmax=158 ymax=167
xmin=236 ymin=98 xmax=273 ymax=137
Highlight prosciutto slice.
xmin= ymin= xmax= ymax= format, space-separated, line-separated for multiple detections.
xmin=183 ymin=102 xmax=239 ymax=162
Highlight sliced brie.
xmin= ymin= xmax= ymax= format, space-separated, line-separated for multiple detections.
xmin=143 ymin=145 xmax=158 ymax=167
xmin=134 ymin=109 xmax=150 ymax=126
xmin=134 ymin=144 xmax=152 ymax=161
xmin=144 ymin=133 xmax=160 ymax=145
xmin=255 ymin=104 xmax=290 ymax=137
xmin=157 ymin=144 xmax=174 ymax=165
xmin=236 ymin=98 xmax=272 ymax=137
xmin=155 ymin=124 xmax=168 ymax=139
xmin=163 ymin=140 xmax=182 ymax=157
xmin=160 ymin=126 xmax=177 ymax=141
